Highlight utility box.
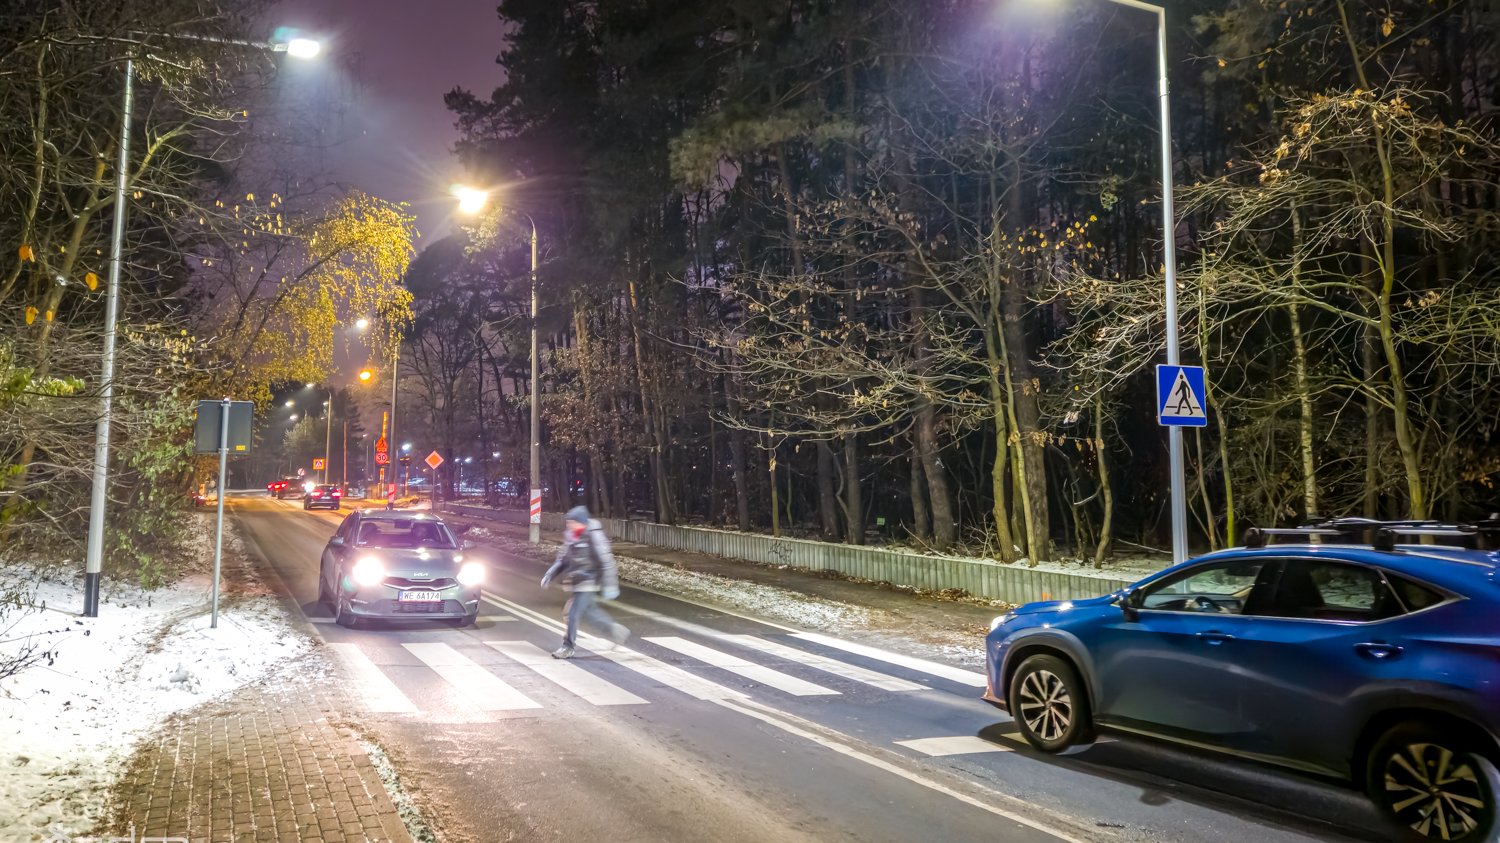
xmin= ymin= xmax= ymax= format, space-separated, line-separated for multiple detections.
xmin=194 ymin=400 xmax=255 ymax=455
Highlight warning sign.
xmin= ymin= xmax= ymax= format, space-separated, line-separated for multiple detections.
xmin=1156 ymin=365 xmax=1208 ymax=427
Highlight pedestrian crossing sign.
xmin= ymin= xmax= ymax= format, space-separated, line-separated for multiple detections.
xmin=1156 ymin=365 xmax=1208 ymax=427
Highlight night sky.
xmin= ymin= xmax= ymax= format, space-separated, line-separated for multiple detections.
xmin=267 ymin=0 xmax=507 ymax=240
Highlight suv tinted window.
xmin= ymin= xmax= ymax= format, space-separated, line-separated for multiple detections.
xmin=1263 ymin=560 xmax=1400 ymax=622
xmin=1137 ymin=560 xmax=1269 ymax=615
xmin=1386 ymin=573 xmax=1446 ymax=613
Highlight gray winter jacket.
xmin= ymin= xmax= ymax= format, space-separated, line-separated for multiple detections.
xmin=541 ymin=519 xmax=620 ymax=598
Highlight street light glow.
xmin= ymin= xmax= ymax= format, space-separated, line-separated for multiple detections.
xmin=284 ymin=38 xmax=322 ymax=59
xmin=401 ymin=442 xmax=412 ymax=452
xmin=357 ymin=368 xmax=375 ymax=383
xmin=450 ymin=184 xmax=488 ymax=215
xmin=355 ymin=317 xmax=370 ymax=331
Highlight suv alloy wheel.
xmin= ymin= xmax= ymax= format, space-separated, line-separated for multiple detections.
xmin=1367 ymin=721 xmax=1499 ymax=842
xmin=1008 ymin=654 xmax=1096 ymax=754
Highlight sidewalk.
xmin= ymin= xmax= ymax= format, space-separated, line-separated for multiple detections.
xmin=105 ymin=653 xmax=412 ymax=843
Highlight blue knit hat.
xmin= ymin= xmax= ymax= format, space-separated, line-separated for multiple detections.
xmin=565 ymin=505 xmax=590 ymax=524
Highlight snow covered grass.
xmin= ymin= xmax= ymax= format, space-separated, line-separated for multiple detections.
xmin=0 ymin=513 xmax=311 ymax=841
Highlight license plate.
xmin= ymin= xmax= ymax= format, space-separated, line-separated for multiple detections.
xmin=398 ymin=590 xmax=442 ymax=602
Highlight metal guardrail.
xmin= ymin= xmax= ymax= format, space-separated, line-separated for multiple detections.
xmin=442 ymin=502 xmax=1136 ymax=605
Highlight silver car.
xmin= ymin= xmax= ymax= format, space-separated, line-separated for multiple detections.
xmin=318 ymin=510 xmax=483 ymax=628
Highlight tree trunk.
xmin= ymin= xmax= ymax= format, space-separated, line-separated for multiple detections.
xmin=843 ymin=434 xmax=864 ymax=546
xmin=767 ymin=434 xmax=780 ymax=537
xmin=915 ymin=399 xmax=957 ymax=551
xmin=816 ymin=441 xmax=842 ymax=542
xmin=1093 ymin=399 xmax=1114 ymax=567
xmin=909 ymin=436 xmax=931 ymax=541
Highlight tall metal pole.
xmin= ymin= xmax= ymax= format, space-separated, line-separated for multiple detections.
xmin=389 ymin=343 xmax=399 ymax=505
xmin=82 ymin=56 xmax=135 ymax=617
xmin=211 ymin=397 xmax=229 ymax=629
xmin=1153 ymin=7 xmax=1187 ymax=565
xmin=342 ymin=420 xmax=348 ymax=490
xmin=323 ymin=393 xmax=333 ymax=485
xmin=528 ymin=219 xmax=541 ymax=544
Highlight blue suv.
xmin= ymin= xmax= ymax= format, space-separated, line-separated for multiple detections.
xmin=984 ymin=520 xmax=1500 ymax=842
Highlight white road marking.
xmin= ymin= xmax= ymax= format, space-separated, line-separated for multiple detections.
xmin=645 ymin=636 xmax=839 ymax=697
xmin=613 ymin=602 xmax=927 ymax=692
xmin=482 ymin=595 xmax=747 ymax=701
xmin=307 ymin=617 xmax=335 ymax=624
xmin=401 ymin=642 xmax=541 ymax=711
xmin=790 ymin=632 xmax=987 ymax=687
xmin=327 ymin=643 xmax=418 ymax=713
xmin=717 ymin=697 xmax=1091 ymax=843
xmin=485 ymin=641 xmax=647 ymax=706
xmin=896 ymin=736 xmax=1012 ymax=757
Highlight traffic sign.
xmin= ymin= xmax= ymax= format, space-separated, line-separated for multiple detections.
xmin=425 ymin=450 xmax=445 ymax=470
xmin=374 ymin=451 xmax=389 ymax=466
xmin=312 ymin=457 xmax=326 ymax=471
xmin=1157 ymin=365 xmax=1208 ymax=427
xmin=297 ymin=467 xmax=306 ymax=477
xmin=375 ymin=436 xmax=388 ymax=454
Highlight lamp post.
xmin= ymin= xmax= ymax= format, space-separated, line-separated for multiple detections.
xmin=452 ymin=185 xmax=541 ymax=544
xmin=1107 ymin=0 xmax=1185 ymax=564
xmin=82 ymin=31 xmax=321 ymax=616
xmin=323 ymin=396 xmax=333 ymax=484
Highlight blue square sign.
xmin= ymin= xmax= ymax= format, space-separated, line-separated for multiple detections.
xmin=1157 ymin=365 xmax=1208 ymax=427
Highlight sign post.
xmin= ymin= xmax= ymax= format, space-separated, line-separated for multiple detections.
xmin=425 ymin=451 xmax=444 ymax=511
xmin=193 ymin=398 xmax=251 ymax=629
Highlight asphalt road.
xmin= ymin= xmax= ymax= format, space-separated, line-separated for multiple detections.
xmin=230 ymin=494 xmax=1391 ymax=843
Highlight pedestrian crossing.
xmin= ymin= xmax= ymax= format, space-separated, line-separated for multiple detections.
xmin=323 ymin=627 xmax=984 ymax=726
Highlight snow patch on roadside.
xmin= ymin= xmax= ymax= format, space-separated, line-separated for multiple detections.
xmin=0 ymin=514 xmax=311 ymax=841
xmin=361 ymin=739 xmax=438 ymax=843
xmin=615 ymin=557 xmax=871 ymax=631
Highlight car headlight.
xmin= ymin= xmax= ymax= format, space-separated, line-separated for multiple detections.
xmin=989 ymin=612 xmax=1017 ymax=632
xmin=456 ymin=561 xmax=484 ymax=587
xmin=352 ymin=556 xmax=384 ymax=587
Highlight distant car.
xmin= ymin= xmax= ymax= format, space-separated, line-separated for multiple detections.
xmin=268 ymin=478 xmax=300 ymax=499
xmin=303 ymin=484 xmax=342 ymax=510
xmin=317 ymin=511 xmax=481 ymax=628
xmin=984 ymin=519 xmax=1500 ymax=842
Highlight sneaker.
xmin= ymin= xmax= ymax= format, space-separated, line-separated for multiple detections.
xmin=610 ymin=625 xmax=631 ymax=647
xmin=551 ymin=646 xmax=575 ymax=659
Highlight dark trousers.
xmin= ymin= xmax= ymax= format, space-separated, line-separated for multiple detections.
xmin=563 ymin=591 xmax=620 ymax=648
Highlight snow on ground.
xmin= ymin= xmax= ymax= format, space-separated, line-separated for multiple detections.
xmin=0 ymin=514 xmax=311 ymax=841
xmin=615 ymin=557 xmax=873 ymax=630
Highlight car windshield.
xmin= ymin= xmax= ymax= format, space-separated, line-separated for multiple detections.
xmin=355 ymin=518 xmax=456 ymax=549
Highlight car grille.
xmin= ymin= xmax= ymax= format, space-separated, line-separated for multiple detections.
xmin=383 ymin=576 xmax=457 ymax=589
xmin=394 ymin=601 xmax=449 ymax=613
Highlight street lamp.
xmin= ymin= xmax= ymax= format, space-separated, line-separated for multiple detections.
xmin=450 ymin=184 xmax=489 ymax=216
xmin=81 ymin=27 xmax=323 ymax=614
xmin=355 ymin=317 xmax=370 ymax=332
xmin=1030 ymin=0 xmax=1183 ymax=561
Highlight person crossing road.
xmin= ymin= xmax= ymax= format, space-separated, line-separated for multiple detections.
xmin=541 ymin=506 xmax=629 ymax=659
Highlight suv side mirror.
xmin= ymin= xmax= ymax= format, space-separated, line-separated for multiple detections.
xmin=1115 ymin=588 xmax=1141 ymax=622
xmin=329 ymin=536 xmax=345 ymax=548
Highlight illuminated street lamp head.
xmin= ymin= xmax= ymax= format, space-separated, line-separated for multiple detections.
xmin=283 ymin=38 xmax=321 ymax=59
xmin=355 ymin=317 xmax=370 ymax=331
xmin=289 ymin=413 xmax=299 ymax=421
xmin=357 ymin=368 xmax=375 ymax=384
xmin=284 ymin=399 xmax=294 ymax=408
xmin=401 ymin=442 xmax=412 ymax=453
xmin=450 ymin=184 xmax=489 ymax=216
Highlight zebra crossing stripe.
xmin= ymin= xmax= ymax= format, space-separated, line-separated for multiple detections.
xmin=485 ymin=641 xmax=647 ymax=706
xmin=644 ymin=636 xmax=839 ymax=697
xmin=790 ymin=632 xmax=987 ymax=687
xmin=612 ymin=602 xmax=927 ymax=692
xmin=896 ymin=736 xmax=1012 ymax=757
xmin=482 ymin=594 xmax=748 ymax=702
xmin=718 ymin=634 xmax=927 ymax=692
xmin=327 ymin=643 xmax=418 ymax=713
xmin=401 ymin=642 xmax=541 ymax=711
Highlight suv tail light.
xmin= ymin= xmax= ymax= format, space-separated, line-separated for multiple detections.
xmin=332 ymin=490 xmax=341 ymax=498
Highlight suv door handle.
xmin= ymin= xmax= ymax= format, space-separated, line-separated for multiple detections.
xmin=1354 ymin=642 xmax=1404 ymax=660
xmin=1196 ymin=631 xmax=1235 ymax=645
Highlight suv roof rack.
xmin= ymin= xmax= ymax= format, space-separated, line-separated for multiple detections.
xmin=1243 ymin=517 xmax=1500 ymax=552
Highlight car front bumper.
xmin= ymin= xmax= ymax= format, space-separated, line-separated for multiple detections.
xmin=343 ymin=582 xmax=481 ymax=621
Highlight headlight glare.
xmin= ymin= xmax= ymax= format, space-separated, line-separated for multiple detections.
xmin=990 ymin=612 xmax=1017 ymax=632
xmin=457 ymin=561 xmax=484 ymax=587
xmin=352 ymin=556 xmax=384 ymax=587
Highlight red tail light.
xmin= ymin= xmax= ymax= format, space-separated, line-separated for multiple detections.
xmin=312 ymin=490 xmax=323 ymax=498
xmin=332 ymin=490 xmax=341 ymax=498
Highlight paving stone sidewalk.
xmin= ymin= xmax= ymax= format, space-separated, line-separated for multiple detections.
xmin=105 ymin=650 xmax=412 ymax=843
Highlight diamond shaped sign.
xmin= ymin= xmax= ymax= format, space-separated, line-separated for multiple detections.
xmin=425 ymin=450 xmax=445 ymax=470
